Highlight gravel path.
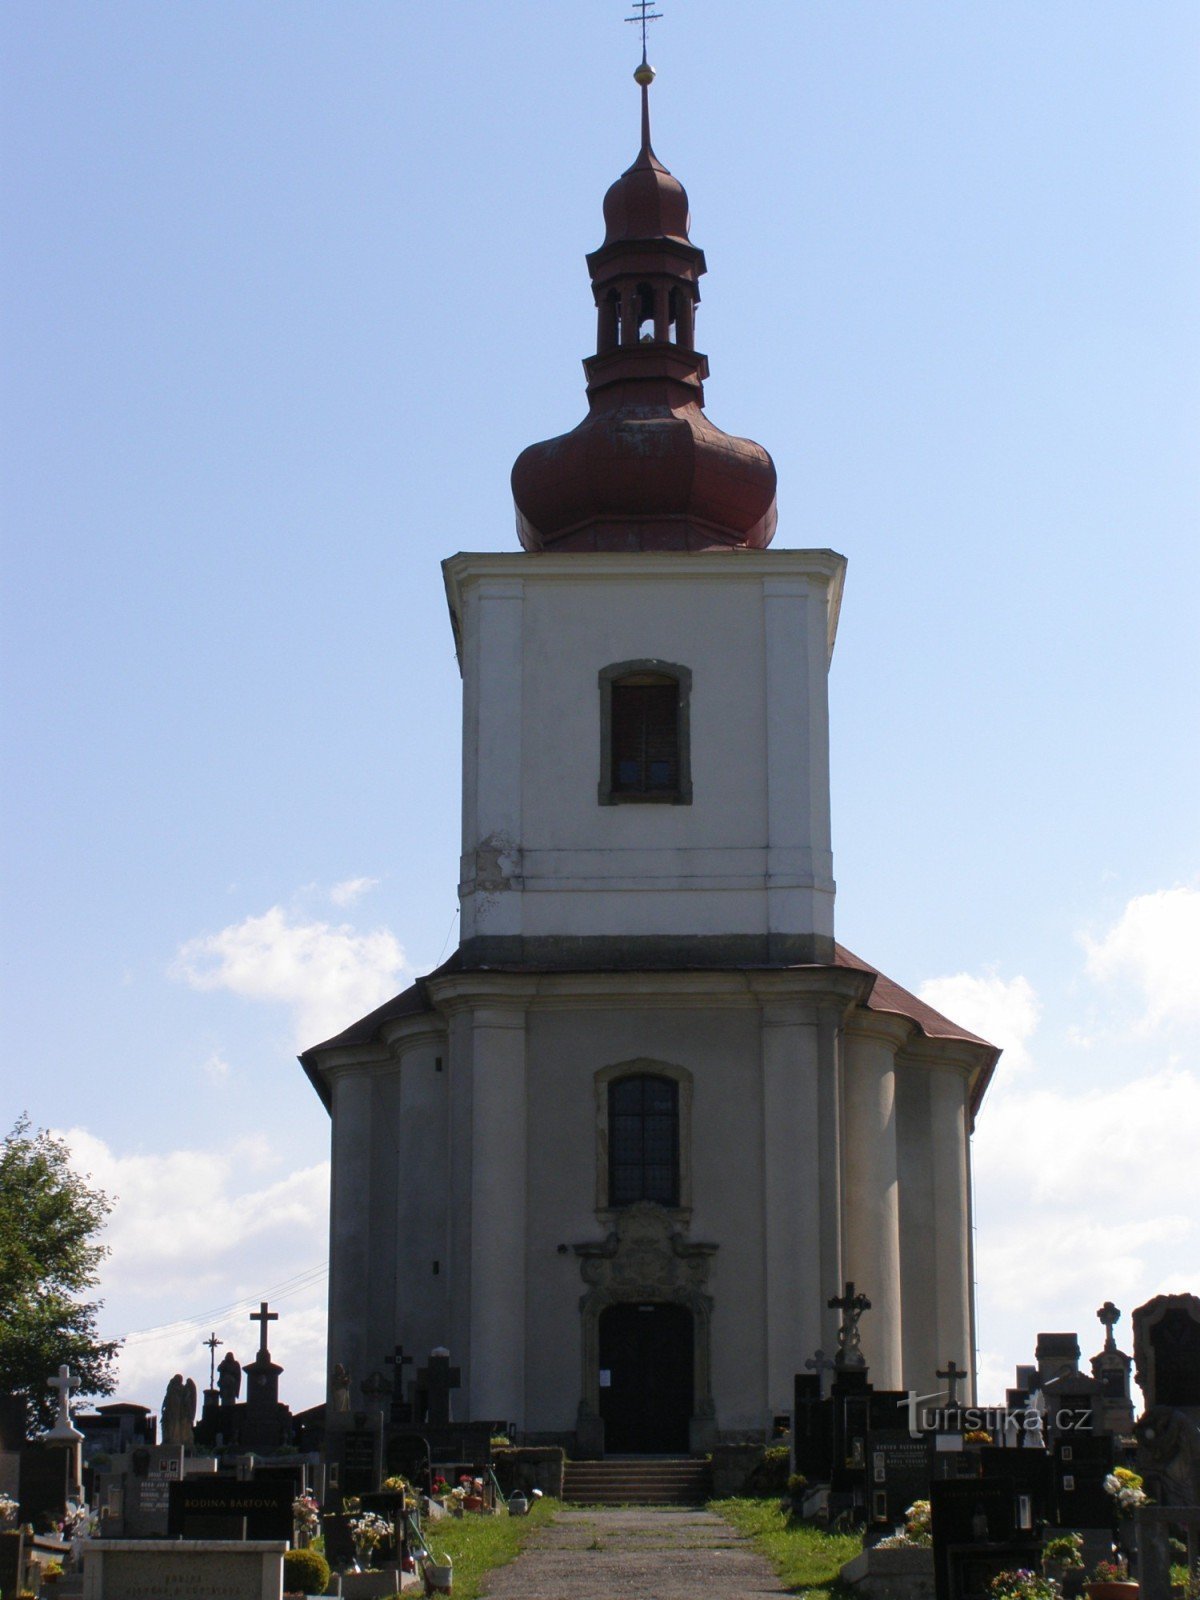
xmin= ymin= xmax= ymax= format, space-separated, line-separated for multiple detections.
xmin=483 ymin=1506 xmax=789 ymax=1599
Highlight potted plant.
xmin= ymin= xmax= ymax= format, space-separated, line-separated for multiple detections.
xmin=1045 ymin=1534 xmax=1087 ymax=1598
xmin=1087 ymin=1557 xmax=1138 ymax=1600
xmin=989 ymin=1569 xmax=1059 ymax=1600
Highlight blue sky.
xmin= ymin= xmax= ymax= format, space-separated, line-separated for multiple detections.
xmin=2 ymin=2 xmax=1197 ymax=1416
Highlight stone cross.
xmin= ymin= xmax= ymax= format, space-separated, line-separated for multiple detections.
xmin=828 ymin=1281 xmax=872 ymax=1368
xmin=47 ymin=1364 xmax=83 ymax=1441
xmin=249 ymin=1301 xmax=278 ymax=1359
xmin=418 ymin=1349 xmax=461 ymax=1429
xmin=203 ymin=1332 xmax=224 ymax=1390
xmin=805 ymin=1348 xmax=836 ymax=1396
xmin=360 ymin=1370 xmax=393 ymax=1417
xmin=937 ymin=1359 xmax=967 ymax=1407
xmin=1097 ymin=1301 xmax=1121 ymax=1353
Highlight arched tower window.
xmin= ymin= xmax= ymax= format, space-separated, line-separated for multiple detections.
xmin=598 ymin=660 xmax=693 ymax=806
xmin=608 ymin=1074 xmax=680 ymax=1207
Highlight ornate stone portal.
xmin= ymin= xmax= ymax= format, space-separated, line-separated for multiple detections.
xmin=574 ymin=1201 xmax=718 ymax=1454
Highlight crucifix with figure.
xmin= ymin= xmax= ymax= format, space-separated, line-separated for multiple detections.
xmin=828 ymin=1282 xmax=872 ymax=1368
xmin=249 ymin=1301 xmax=278 ymax=1360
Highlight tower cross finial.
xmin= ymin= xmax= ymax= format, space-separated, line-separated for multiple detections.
xmin=625 ymin=0 xmax=663 ymax=65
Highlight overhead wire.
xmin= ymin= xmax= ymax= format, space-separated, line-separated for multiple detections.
xmin=119 ymin=1262 xmax=328 ymax=1344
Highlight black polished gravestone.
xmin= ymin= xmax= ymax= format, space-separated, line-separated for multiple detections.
xmin=17 ymin=1441 xmax=72 ymax=1532
xmin=168 ymin=1478 xmax=294 ymax=1540
xmin=338 ymin=1428 xmax=377 ymax=1497
xmin=793 ymin=1374 xmax=834 ymax=1482
xmin=123 ymin=1474 xmax=173 ymax=1537
xmin=866 ymin=1431 xmax=932 ymax=1528
xmin=979 ymin=1448 xmax=1054 ymax=1530
xmin=1053 ymin=1437 xmax=1116 ymax=1530
xmin=931 ymin=1476 xmax=1041 ymax=1600
xmin=385 ymin=1432 xmax=432 ymax=1494
xmin=0 ymin=1529 xmax=25 ymax=1599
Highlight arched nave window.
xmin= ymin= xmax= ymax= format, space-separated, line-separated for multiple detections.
xmin=594 ymin=1060 xmax=694 ymax=1217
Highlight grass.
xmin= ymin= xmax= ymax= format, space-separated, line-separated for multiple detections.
xmin=709 ymin=1497 xmax=863 ymax=1596
xmin=413 ymin=1496 xmax=558 ymax=1600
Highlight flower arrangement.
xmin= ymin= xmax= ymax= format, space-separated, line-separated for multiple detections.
xmin=873 ymin=1499 xmax=933 ymax=1551
xmin=57 ymin=1505 xmax=96 ymax=1540
xmin=0 ymin=1493 xmax=19 ymax=1527
xmin=292 ymin=1494 xmax=320 ymax=1537
xmin=1104 ymin=1469 xmax=1149 ymax=1512
xmin=347 ymin=1510 xmax=390 ymax=1568
xmin=1092 ymin=1560 xmax=1130 ymax=1584
xmin=988 ymin=1569 xmax=1060 ymax=1600
xmin=1043 ymin=1535 xmax=1085 ymax=1571
xmin=965 ymin=1429 xmax=993 ymax=1445
xmin=904 ymin=1501 xmax=933 ymax=1547
xmin=431 ymin=1475 xmax=448 ymax=1495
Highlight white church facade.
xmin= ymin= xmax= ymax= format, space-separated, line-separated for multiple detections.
xmin=301 ymin=67 xmax=997 ymax=1454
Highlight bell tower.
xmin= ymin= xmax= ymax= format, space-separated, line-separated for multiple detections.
xmin=450 ymin=61 xmax=840 ymax=969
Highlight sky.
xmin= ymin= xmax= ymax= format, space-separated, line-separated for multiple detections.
xmin=2 ymin=1 xmax=1197 ymax=1422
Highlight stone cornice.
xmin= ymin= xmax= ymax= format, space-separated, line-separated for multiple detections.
xmin=442 ymin=547 xmax=847 ymax=666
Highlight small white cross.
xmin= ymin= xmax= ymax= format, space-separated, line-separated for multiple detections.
xmin=48 ymin=1363 xmax=81 ymax=1433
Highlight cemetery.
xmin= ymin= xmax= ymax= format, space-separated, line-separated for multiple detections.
xmin=2 ymin=1286 xmax=1197 ymax=1600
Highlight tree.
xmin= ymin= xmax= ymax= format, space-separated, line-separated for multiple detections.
xmin=0 ymin=1116 xmax=121 ymax=1432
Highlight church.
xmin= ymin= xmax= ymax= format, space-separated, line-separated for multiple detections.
xmin=300 ymin=57 xmax=998 ymax=1456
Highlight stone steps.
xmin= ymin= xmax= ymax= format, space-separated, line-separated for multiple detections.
xmin=562 ymin=1457 xmax=713 ymax=1505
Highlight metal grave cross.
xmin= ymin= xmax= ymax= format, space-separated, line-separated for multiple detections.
xmin=203 ymin=1331 xmax=224 ymax=1389
xmin=249 ymin=1300 xmax=278 ymax=1358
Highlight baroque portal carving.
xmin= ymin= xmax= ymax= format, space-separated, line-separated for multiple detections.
xmin=575 ymin=1201 xmax=718 ymax=1448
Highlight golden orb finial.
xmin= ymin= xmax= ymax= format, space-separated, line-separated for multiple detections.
xmin=633 ymin=60 xmax=656 ymax=87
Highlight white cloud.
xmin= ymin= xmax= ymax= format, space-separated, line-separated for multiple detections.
xmin=199 ymin=1051 xmax=231 ymax=1084
xmin=918 ymin=971 xmax=1040 ymax=1074
xmin=172 ymin=905 xmax=408 ymax=1047
xmin=58 ymin=1127 xmax=331 ymax=1412
xmin=1083 ymin=885 xmax=1200 ymax=1029
xmin=329 ymin=876 xmax=380 ymax=907
xmin=972 ymin=1064 xmax=1200 ymax=1401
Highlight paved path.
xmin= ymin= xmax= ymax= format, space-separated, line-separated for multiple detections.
xmin=483 ymin=1506 xmax=789 ymax=1600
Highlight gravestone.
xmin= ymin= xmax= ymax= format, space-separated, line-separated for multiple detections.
xmin=337 ymin=1429 xmax=377 ymax=1497
xmin=82 ymin=1538 xmax=285 ymax=1600
xmin=168 ymin=1478 xmax=293 ymax=1541
xmin=931 ymin=1476 xmax=1039 ymax=1600
xmin=0 ymin=1528 xmax=25 ymax=1599
xmin=18 ymin=1441 xmax=73 ymax=1531
xmin=977 ymin=1447 xmax=1053 ymax=1536
xmin=866 ymin=1430 xmax=932 ymax=1528
xmin=1133 ymin=1291 xmax=1200 ymax=1508
xmin=122 ymin=1474 xmax=172 ymax=1538
xmin=1052 ymin=1437 xmax=1115 ymax=1530
xmin=792 ymin=1373 xmax=834 ymax=1482
xmin=1133 ymin=1294 xmax=1200 ymax=1408
xmin=415 ymin=1352 xmax=461 ymax=1431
